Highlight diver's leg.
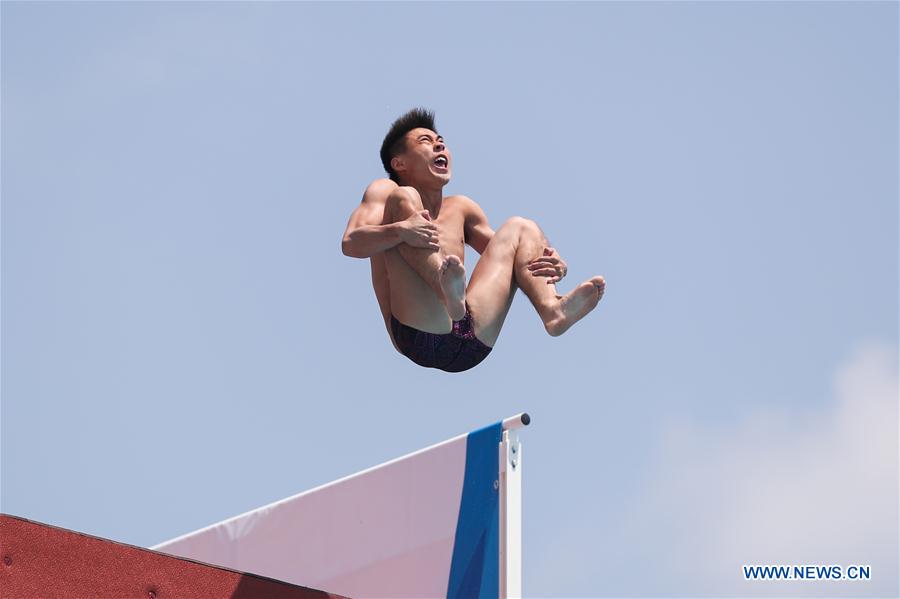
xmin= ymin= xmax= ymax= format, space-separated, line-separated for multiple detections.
xmin=381 ymin=187 xmax=466 ymax=331
xmin=466 ymin=217 xmax=605 ymax=346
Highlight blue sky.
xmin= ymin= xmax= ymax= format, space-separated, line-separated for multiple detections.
xmin=2 ymin=2 xmax=897 ymax=596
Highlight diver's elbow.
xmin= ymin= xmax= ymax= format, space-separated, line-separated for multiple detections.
xmin=341 ymin=237 xmax=359 ymax=258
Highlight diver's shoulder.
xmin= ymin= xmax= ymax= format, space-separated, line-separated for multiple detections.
xmin=365 ymin=178 xmax=398 ymax=194
xmin=361 ymin=178 xmax=398 ymax=203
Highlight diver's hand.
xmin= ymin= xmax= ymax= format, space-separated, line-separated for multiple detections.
xmin=527 ymin=247 xmax=568 ymax=284
xmin=398 ymin=210 xmax=440 ymax=251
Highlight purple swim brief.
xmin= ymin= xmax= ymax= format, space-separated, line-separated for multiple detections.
xmin=390 ymin=306 xmax=492 ymax=373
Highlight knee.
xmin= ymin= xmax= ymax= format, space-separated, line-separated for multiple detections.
xmin=386 ymin=186 xmax=424 ymax=211
xmin=501 ymin=216 xmax=541 ymax=234
xmin=384 ymin=187 xmax=425 ymax=223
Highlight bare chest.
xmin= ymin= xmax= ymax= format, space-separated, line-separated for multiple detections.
xmin=432 ymin=205 xmax=467 ymax=262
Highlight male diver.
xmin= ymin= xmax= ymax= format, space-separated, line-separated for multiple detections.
xmin=341 ymin=108 xmax=605 ymax=372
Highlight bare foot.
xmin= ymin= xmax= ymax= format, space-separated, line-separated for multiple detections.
xmin=545 ymin=276 xmax=605 ymax=337
xmin=440 ymin=255 xmax=467 ymax=321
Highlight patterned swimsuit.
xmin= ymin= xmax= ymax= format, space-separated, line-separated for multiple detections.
xmin=390 ymin=305 xmax=492 ymax=373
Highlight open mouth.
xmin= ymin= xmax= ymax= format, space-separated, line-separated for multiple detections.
xmin=433 ymin=155 xmax=449 ymax=169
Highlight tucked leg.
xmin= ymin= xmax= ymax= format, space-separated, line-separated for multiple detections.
xmin=467 ymin=217 xmax=605 ymax=347
xmin=381 ymin=187 xmax=467 ymax=332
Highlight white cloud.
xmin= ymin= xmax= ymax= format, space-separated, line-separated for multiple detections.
xmin=531 ymin=342 xmax=899 ymax=597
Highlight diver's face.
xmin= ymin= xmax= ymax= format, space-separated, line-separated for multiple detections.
xmin=393 ymin=128 xmax=451 ymax=187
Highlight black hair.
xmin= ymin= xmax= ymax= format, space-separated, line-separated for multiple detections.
xmin=380 ymin=108 xmax=438 ymax=183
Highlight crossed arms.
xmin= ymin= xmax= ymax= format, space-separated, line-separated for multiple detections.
xmin=341 ymin=178 xmax=494 ymax=259
xmin=341 ymin=178 xmax=567 ymax=281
